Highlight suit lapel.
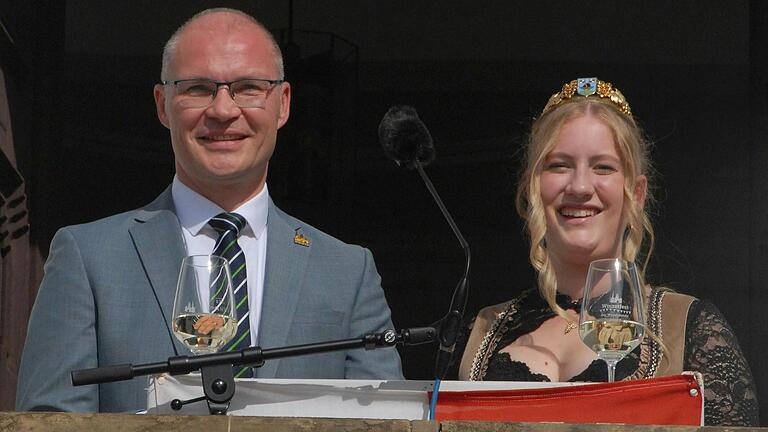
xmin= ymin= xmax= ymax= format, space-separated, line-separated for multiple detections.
xmin=257 ymin=200 xmax=311 ymax=377
xmin=129 ymin=188 xmax=189 ymax=355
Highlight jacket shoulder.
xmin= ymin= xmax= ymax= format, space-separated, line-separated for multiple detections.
xmin=268 ymin=202 xmax=362 ymax=252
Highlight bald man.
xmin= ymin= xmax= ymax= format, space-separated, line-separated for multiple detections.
xmin=17 ymin=8 xmax=403 ymax=413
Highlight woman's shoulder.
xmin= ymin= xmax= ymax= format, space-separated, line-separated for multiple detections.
xmin=475 ymin=301 xmax=511 ymax=322
xmin=648 ymin=286 xmax=700 ymax=319
xmin=649 ymin=286 xmax=698 ymax=301
xmin=474 ymin=289 xmax=537 ymax=324
xmin=458 ymin=289 xmax=537 ymax=380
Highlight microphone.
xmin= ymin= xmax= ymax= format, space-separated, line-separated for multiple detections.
xmin=378 ymin=105 xmax=436 ymax=168
xmin=378 ymin=105 xmax=470 ymax=380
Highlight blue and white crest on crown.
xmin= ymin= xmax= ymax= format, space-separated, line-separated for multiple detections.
xmin=577 ymin=77 xmax=597 ymax=96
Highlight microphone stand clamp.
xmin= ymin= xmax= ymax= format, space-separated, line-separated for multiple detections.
xmin=170 ymin=363 xmax=237 ymax=415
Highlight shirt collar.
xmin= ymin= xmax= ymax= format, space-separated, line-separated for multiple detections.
xmin=171 ymin=176 xmax=269 ymax=239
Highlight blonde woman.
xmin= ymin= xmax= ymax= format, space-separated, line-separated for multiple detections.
xmin=455 ymin=78 xmax=758 ymax=426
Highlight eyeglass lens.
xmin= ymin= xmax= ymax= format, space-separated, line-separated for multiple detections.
xmin=174 ymin=79 xmax=278 ymax=108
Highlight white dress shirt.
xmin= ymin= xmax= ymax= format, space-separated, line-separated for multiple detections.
xmin=171 ymin=176 xmax=268 ymax=346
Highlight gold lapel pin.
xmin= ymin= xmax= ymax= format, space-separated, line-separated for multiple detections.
xmin=293 ymin=228 xmax=310 ymax=247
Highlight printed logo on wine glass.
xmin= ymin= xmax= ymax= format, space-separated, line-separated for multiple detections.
xmin=184 ymin=302 xmax=196 ymax=313
xmin=597 ymin=301 xmax=631 ymax=320
xmin=593 ymin=288 xmax=632 ymax=320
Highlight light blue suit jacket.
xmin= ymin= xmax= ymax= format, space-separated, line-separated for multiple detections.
xmin=16 ymin=187 xmax=403 ymax=412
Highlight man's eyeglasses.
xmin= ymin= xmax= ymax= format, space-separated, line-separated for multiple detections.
xmin=162 ymin=78 xmax=285 ymax=108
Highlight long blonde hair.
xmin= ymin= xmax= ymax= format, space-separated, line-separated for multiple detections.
xmin=515 ymin=97 xmax=654 ymax=316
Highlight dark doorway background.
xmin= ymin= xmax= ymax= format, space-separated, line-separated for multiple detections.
xmin=2 ymin=0 xmax=768 ymax=423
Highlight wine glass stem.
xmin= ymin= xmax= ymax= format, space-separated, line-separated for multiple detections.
xmin=606 ymin=359 xmax=618 ymax=382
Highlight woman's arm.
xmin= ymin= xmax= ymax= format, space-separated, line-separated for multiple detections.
xmin=683 ymin=300 xmax=759 ymax=426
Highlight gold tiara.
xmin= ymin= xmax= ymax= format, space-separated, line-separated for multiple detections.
xmin=542 ymin=77 xmax=631 ymax=117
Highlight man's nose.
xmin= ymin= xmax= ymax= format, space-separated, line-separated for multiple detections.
xmin=205 ymin=86 xmax=241 ymax=120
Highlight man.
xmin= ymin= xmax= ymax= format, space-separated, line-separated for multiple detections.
xmin=17 ymin=8 xmax=403 ymax=413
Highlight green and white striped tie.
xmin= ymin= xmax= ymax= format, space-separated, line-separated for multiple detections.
xmin=208 ymin=212 xmax=252 ymax=378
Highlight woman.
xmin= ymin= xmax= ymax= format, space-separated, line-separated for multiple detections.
xmin=455 ymin=78 xmax=758 ymax=426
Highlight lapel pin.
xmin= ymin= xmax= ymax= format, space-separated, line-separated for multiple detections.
xmin=293 ymin=228 xmax=310 ymax=247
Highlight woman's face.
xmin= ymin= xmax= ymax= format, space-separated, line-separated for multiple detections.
xmin=539 ymin=114 xmax=636 ymax=265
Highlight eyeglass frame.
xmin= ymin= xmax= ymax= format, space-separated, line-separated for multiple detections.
xmin=161 ymin=78 xmax=286 ymax=108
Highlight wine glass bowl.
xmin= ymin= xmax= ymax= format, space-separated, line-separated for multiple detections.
xmin=171 ymin=255 xmax=238 ymax=355
xmin=578 ymin=258 xmax=646 ymax=382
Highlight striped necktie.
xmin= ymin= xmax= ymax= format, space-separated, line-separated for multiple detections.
xmin=208 ymin=212 xmax=253 ymax=378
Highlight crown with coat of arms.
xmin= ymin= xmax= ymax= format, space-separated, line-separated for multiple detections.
xmin=542 ymin=77 xmax=632 ymax=117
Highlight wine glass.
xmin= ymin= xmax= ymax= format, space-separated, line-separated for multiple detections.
xmin=171 ymin=255 xmax=237 ymax=355
xmin=578 ymin=258 xmax=646 ymax=382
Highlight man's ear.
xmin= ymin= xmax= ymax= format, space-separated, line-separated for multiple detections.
xmin=153 ymin=84 xmax=170 ymax=129
xmin=277 ymin=81 xmax=291 ymax=129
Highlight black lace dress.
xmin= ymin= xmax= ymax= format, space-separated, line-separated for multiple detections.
xmin=454 ymin=289 xmax=759 ymax=426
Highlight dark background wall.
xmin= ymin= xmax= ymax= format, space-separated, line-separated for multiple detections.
xmin=2 ymin=0 xmax=768 ymax=423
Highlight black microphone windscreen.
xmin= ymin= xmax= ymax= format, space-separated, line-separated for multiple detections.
xmin=378 ymin=105 xmax=435 ymax=168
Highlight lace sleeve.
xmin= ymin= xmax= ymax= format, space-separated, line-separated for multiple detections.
xmin=684 ymin=300 xmax=759 ymax=426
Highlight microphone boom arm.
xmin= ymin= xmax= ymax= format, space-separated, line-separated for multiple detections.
xmin=414 ymin=160 xmax=471 ymax=278
xmin=71 ymin=326 xmax=436 ymax=415
xmin=413 ymin=160 xmax=471 ymax=379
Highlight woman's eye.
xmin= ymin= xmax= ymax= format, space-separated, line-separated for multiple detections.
xmin=546 ymin=162 xmax=569 ymax=171
xmin=594 ymin=165 xmax=617 ymax=174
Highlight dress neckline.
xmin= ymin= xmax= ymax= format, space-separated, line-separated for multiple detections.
xmin=475 ymin=288 xmax=642 ymax=382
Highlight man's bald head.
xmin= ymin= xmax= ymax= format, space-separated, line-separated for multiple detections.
xmin=160 ymin=8 xmax=284 ymax=81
